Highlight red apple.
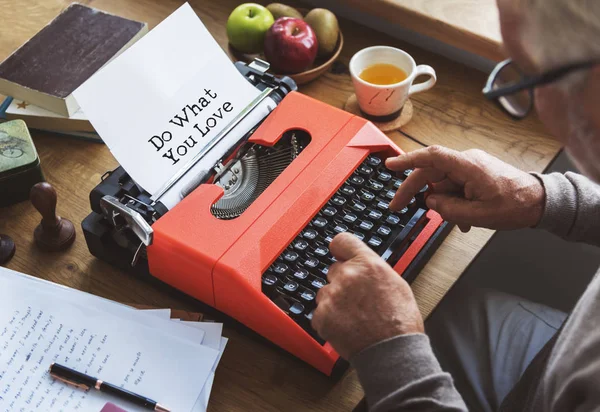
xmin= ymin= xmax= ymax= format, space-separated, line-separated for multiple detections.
xmin=264 ymin=17 xmax=318 ymax=74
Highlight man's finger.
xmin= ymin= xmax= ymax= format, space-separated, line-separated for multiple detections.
xmin=390 ymin=167 xmax=446 ymax=211
xmin=426 ymin=193 xmax=489 ymax=227
xmin=431 ymin=178 xmax=463 ymax=194
xmin=329 ymin=232 xmax=373 ymax=262
xmin=385 ymin=146 xmax=464 ymax=174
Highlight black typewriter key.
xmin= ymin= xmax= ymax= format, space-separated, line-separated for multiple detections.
xmin=353 ymin=231 xmax=366 ymax=241
xmin=366 ymin=155 xmax=382 ymax=167
xmin=310 ymin=276 xmax=327 ymax=289
xmin=351 ymin=201 xmax=367 ymax=212
xmin=350 ymin=175 xmax=365 ymax=186
xmin=393 ymin=179 xmax=402 ymax=189
xmin=377 ymin=171 xmax=392 ymax=182
xmin=319 ymin=265 xmax=329 ymax=277
xmin=404 ymin=169 xmax=413 ymax=177
xmin=312 ymin=216 xmax=328 ymax=228
xmin=376 ymin=200 xmax=390 ymax=211
xmin=327 ymin=255 xmax=337 ymax=264
xmin=302 ymin=228 xmax=318 ymax=240
xmin=262 ymin=274 xmax=280 ymax=297
xmin=333 ymin=222 xmax=349 ymax=234
xmin=292 ymin=267 xmax=309 ymax=280
xmin=283 ymin=250 xmax=299 ymax=262
xmin=304 ymin=256 xmax=320 ymax=269
xmin=409 ymin=197 xmax=417 ymax=206
xmin=314 ymin=244 xmax=329 ymax=257
xmin=294 ymin=239 xmax=309 ymax=251
xmin=289 ymin=301 xmax=305 ymax=317
xmin=367 ymin=236 xmax=383 ymax=248
xmin=340 ymin=185 xmax=356 ymax=196
xmin=398 ymin=206 xmax=409 ymax=215
xmin=323 ymin=205 xmax=338 ymax=217
xmin=360 ymin=190 xmax=375 ymax=202
xmin=323 ymin=230 xmax=335 ymax=244
xmin=343 ymin=212 xmax=358 ymax=224
xmin=385 ymin=190 xmax=396 ymax=200
xmin=272 ymin=262 xmax=289 ymax=276
xmin=299 ymin=287 xmax=316 ymax=303
xmin=331 ymin=195 xmax=347 ymax=207
xmin=358 ymin=220 xmax=374 ymax=232
xmin=377 ymin=225 xmax=392 ymax=237
xmin=386 ymin=214 xmax=401 ymax=226
xmin=367 ymin=209 xmax=383 ymax=221
xmin=367 ymin=180 xmax=384 ymax=191
xmin=358 ymin=165 xmax=373 ymax=176
xmin=284 ymin=279 xmax=300 ymax=293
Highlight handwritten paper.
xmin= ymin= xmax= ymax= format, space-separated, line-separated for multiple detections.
xmin=0 ymin=269 xmax=220 ymax=412
xmin=73 ymin=2 xmax=261 ymax=195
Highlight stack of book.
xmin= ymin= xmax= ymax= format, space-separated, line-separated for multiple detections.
xmin=0 ymin=3 xmax=148 ymax=142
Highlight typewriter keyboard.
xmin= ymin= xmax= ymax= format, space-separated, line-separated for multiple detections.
xmin=261 ymin=154 xmax=429 ymax=344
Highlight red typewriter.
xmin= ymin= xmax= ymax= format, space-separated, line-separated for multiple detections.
xmin=83 ymin=60 xmax=452 ymax=377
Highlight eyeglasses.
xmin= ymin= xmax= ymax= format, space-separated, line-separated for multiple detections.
xmin=482 ymin=59 xmax=598 ymax=119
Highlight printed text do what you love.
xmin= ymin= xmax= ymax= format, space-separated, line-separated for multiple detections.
xmin=148 ymin=88 xmax=233 ymax=165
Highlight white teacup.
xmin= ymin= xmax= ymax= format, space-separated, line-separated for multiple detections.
xmin=349 ymin=46 xmax=437 ymax=120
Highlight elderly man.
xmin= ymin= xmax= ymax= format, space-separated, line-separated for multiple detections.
xmin=311 ymin=0 xmax=600 ymax=410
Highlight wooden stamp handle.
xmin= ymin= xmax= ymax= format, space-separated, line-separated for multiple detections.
xmin=30 ymin=182 xmax=60 ymax=229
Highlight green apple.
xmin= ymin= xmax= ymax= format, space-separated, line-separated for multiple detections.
xmin=227 ymin=3 xmax=274 ymax=54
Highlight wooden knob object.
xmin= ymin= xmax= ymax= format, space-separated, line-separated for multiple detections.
xmin=30 ymin=182 xmax=76 ymax=252
xmin=0 ymin=234 xmax=16 ymax=265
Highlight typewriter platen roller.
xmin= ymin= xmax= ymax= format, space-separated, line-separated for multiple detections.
xmin=83 ymin=60 xmax=453 ymax=377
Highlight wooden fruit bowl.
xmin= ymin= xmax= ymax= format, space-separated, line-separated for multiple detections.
xmin=227 ymin=30 xmax=344 ymax=85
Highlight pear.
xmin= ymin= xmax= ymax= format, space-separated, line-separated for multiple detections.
xmin=266 ymin=3 xmax=303 ymax=20
xmin=304 ymin=8 xmax=339 ymax=58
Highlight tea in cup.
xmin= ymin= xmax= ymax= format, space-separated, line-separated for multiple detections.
xmin=349 ymin=46 xmax=437 ymax=121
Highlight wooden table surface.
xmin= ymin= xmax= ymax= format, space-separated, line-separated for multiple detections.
xmin=336 ymin=0 xmax=504 ymax=61
xmin=0 ymin=1 xmax=561 ymax=411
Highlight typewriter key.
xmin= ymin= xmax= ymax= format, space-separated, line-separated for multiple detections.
xmin=367 ymin=156 xmax=382 ymax=167
xmin=303 ymin=228 xmax=318 ymax=239
xmin=340 ymin=185 xmax=356 ymax=196
xmin=350 ymin=175 xmax=365 ymax=186
xmin=367 ymin=209 xmax=383 ymax=220
xmin=294 ymin=239 xmax=309 ymax=251
xmin=377 ymin=171 xmax=392 ymax=182
xmin=312 ymin=216 xmax=328 ymax=228
xmin=322 ymin=206 xmax=337 ymax=217
xmin=367 ymin=180 xmax=384 ymax=191
xmin=292 ymin=267 xmax=309 ymax=280
xmin=351 ymin=201 xmax=367 ymax=212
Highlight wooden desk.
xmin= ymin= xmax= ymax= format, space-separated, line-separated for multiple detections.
xmin=337 ymin=0 xmax=504 ymax=61
xmin=0 ymin=1 xmax=560 ymax=410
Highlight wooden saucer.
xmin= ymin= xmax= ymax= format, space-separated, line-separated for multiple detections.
xmin=343 ymin=94 xmax=414 ymax=132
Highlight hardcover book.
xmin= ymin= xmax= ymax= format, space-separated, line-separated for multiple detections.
xmin=0 ymin=3 xmax=147 ymax=117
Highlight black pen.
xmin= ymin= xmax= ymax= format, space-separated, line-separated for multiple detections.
xmin=49 ymin=363 xmax=170 ymax=412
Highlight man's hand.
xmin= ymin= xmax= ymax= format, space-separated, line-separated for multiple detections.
xmin=311 ymin=233 xmax=423 ymax=360
xmin=386 ymin=146 xmax=545 ymax=232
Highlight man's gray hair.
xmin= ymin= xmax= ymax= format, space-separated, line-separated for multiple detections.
xmin=525 ymin=0 xmax=600 ymax=73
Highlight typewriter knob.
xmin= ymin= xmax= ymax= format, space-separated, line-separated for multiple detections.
xmin=30 ymin=182 xmax=76 ymax=252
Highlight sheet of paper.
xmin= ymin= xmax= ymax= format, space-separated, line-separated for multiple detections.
xmin=73 ymin=2 xmax=261 ymax=195
xmin=183 ymin=321 xmax=223 ymax=351
xmin=0 ymin=278 xmax=218 ymax=412
xmin=0 ymin=269 xmax=206 ymax=345
xmin=140 ymin=309 xmax=171 ymax=319
xmin=194 ymin=337 xmax=228 ymax=412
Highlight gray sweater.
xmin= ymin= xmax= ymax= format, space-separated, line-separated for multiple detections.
xmin=351 ymin=172 xmax=600 ymax=411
